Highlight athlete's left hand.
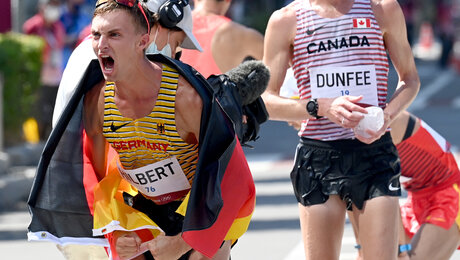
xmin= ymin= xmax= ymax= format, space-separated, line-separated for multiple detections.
xmin=146 ymin=233 xmax=191 ymax=260
xmin=355 ymin=108 xmax=393 ymax=144
xmin=354 ymin=118 xmax=390 ymax=144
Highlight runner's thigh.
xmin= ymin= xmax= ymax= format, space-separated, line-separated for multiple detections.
xmin=299 ymin=195 xmax=346 ymax=260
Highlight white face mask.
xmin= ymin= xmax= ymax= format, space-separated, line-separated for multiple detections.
xmin=145 ymin=27 xmax=172 ymax=57
xmin=43 ymin=6 xmax=61 ymax=23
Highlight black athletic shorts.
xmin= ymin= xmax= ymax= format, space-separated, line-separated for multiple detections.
xmin=290 ymin=132 xmax=401 ymax=210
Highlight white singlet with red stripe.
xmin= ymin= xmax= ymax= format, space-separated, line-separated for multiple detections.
xmin=291 ymin=0 xmax=389 ymax=140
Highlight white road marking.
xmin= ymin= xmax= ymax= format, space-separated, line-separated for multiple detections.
xmin=453 ymin=96 xmax=460 ymax=109
xmin=408 ymin=69 xmax=456 ymax=112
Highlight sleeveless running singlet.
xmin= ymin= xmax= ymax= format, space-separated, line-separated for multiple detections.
xmin=292 ymin=0 xmax=389 ymax=140
xmin=102 ymin=64 xmax=199 ymax=204
xmin=396 ymin=119 xmax=460 ymax=192
xmin=180 ymin=13 xmax=231 ymax=78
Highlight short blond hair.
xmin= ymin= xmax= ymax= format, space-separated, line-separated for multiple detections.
xmin=93 ymin=0 xmax=152 ymax=34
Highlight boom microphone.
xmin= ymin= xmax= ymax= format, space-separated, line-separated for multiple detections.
xmin=225 ymin=60 xmax=270 ymax=105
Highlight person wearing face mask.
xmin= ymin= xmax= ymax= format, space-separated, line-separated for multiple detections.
xmin=23 ymin=0 xmax=65 ymax=141
xmin=59 ymin=0 xmax=92 ymax=68
xmin=145 ymin=25 xmax=174 ymax=57
xmin=145 ymin=0 xmax=203 ymax=58
xmin=28 ymin=0 xmax=256 ymax=259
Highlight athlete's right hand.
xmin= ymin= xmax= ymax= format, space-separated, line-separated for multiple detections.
xmin=319 ymin=96 xmax=367 ymax=128
xmin=146 ymin=233 xmax=192 ymax=260
xmin=114 ymin=230 xmax=142 ymax=260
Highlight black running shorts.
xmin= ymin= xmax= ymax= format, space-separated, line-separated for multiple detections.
xmin=290 ymin=132 xmax=401 ymax=210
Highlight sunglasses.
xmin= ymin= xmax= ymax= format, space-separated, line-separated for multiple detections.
xmin=95 ymin=0 xmax=151 ymax=34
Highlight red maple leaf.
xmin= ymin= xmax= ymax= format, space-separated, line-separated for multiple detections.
xmin=359 ymin=20 xmax=365 ymax=25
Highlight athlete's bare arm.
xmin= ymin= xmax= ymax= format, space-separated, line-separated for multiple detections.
xmin=262 ymin=6 xmax=308 ymax=121
xmin=389 ymin=111 xmax=411 ymax=145
xmin=175 ymin=76 xmax=202 ymax=144
xmin=389 ymin=111 xmax=420 ymax=145
xmin=212 ymin=21 xmax=264 ymax=72
xmin=357 ymin=0 xmax=420 ymax=144
xmin=83 ymin=80 xmax=108 ymax=181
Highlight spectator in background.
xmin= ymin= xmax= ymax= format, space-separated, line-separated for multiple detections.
xmin=399 ymin=0 xmax=416 ymax=46
xmin=436 ymin=0 xmax=455 ymax=68
xmin=180 ymin=0 xmax=264 ymax=78
xmin=76 ymin=23 xmax=91 ymax=46
xmin=23 ymin=0 xmax=65 ymax=140
xmin=59 ymin=0 xmax=92 ymax=67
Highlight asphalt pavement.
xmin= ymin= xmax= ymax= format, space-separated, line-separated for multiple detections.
xmin=2 ymin=155 xmax=460 ymax=259
xmin=0 ymin=158 xmax=384 ymax=260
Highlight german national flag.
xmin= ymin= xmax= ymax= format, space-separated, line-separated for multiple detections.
xmin=27 ymin=52 xmax=256 ymax=258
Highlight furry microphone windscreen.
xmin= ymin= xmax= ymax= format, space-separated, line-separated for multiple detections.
xmin=225 ymin=60 xmax=270 ymax=105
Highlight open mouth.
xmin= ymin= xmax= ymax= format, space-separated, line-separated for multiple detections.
xmin=100 ymin=55 xmax=114 ymax=72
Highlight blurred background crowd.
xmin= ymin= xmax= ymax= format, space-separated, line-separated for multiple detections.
xmin=0 ymin=0 xmax=459 ymax=148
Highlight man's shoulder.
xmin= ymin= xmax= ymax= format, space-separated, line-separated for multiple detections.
xmin=149 ymin=54 xmax=213 ymax=100
xmin=224 ymin=21 xmax=259 ymax=35
xmin=216 ymin=20 xmax=263 ymax=47
xmin=370 ymin=0 xmax=405 ymax=34
xmin=266 ymin=4 xmax=297 ymax=28
xmin=278 ymin=1 xmax=299 ymax=16
xmin=371 ymin=0 xmax=402 ymax=16
xmin=176 ymin=77 xmax=203 ymax=109
xmin=84 ymin=79 xmax=105 ymax=105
